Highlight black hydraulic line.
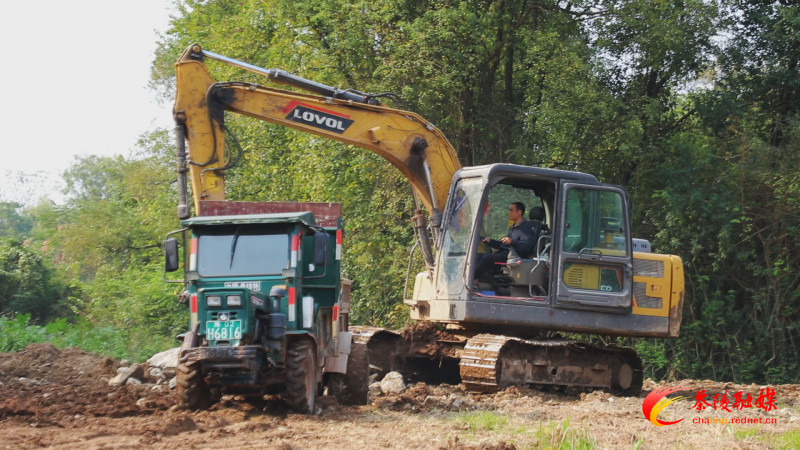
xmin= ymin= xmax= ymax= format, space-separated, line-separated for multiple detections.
xmin=174 ymin=118 xmax=191 ymax=219
xmin=413 ymin=210 xmax=435 ymax=270
xmin=265 ymin=69 xmax=382 ymax=105
xmin=198 ymin=48 xmax=405 ymax=107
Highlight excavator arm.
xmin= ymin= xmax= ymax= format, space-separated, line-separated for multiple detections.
xmin=173 ymin=44 xmax=461 ymax=224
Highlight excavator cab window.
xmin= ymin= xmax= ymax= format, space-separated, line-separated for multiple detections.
xmin=557 ymin=185 xmax=631 ymax=299
xmin=480 ymin=184 xmax=543 ymax=251
xmin=563 ymin=188 xmax=626 ymax=254
xmin=435 ymin=178 xmax=484 ymax=299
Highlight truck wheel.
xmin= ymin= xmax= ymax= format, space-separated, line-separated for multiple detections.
xmin=176 ymin=359 xmax=211 ymax=410
xmin=284 ymin=340 xmax=316 ymax=414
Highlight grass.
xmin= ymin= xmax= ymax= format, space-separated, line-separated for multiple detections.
xmin=455 ymin=410 xmax=510 ymax=432
xmin=0 ymin=314 xmax=173 ymax=361
xmin=531 ymin=417 xmax=596 ymax=450
xmin=452 ymin=411 xmax=596 ymax=450
xmin=775 ymin=430 xmax=800 ymax=449
xmin=734 ymin=427 xmax=759 ymax=440
xmin=734 ymin=427 xmax=800 ymax=449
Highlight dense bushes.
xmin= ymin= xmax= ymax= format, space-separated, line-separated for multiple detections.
xmin=0 ymin=314 xmax=172 ymax=362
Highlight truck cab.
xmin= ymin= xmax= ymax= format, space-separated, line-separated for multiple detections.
xmin=164 ymin=202 xmax=351 ymax=412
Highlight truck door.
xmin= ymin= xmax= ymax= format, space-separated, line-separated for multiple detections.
xmin=554 ymin=182 xmax=633 ymax=309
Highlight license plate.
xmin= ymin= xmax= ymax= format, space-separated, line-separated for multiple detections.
xmin=206 ymin=320 xmax=242 ymax=340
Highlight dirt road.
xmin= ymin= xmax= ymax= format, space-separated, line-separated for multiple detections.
xmin=1 ymin=344 xmax=798 ymax=449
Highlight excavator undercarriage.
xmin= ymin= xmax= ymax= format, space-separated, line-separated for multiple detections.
xmin=329 ymin=323 xmax=642 ymax=404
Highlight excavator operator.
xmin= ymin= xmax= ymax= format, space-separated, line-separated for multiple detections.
xmin=473 ymin=202 xmax=535 ymax=288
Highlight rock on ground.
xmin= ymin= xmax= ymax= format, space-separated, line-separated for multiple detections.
xmin=380 ymin=372 xmax=406 ymax=395
xmin=109 ymin=364 xmax=145 ymax=387
xmin=369 ymin=382 xmax=382 ymax=397
xmin=147 ymin=347 xmax=180 ymax=370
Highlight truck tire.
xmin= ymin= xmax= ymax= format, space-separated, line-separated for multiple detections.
xmin=176 ymin=326 xmax=211 ymax=411
xmin=283 ymin=340 xmax=317 ymax=414
xmin=176 ymin=359 xmax=211 ymax=410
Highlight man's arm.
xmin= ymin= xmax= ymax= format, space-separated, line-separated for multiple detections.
xmin=485 ymin=238 xmax=507 ymax=250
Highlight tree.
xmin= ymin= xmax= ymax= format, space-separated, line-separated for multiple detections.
xmin=0 ymin=203 xmax=34 ymax=238
xmin=0 ymin=238 xmax=63 ymax=320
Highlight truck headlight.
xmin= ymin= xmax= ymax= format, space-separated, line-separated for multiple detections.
xmin=226 ymin=295 xmax=242 ymax=306
xmin=206 ymin=295 xmax=222 ymax=307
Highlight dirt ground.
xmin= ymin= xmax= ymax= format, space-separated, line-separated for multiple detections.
xmin=1 ymin=343 xmax=799 ymax=450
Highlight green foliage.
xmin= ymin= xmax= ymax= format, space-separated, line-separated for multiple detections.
xmin=454 ymin=410 xmax=509 ymax=432
xmin=451 ymin=413 xmax=595 ymax=449
xmin=77 ymin=263 xmax=186 ymax=339
xmin=29 ymin=130 xmax=188 ymax=343
xmin=0 ymin=238 xmax=65 ymax=320
xmin=634 ymin=116 xmax=800 ymax=384
xmin=0 ymin=202 xmax=34 ymax=238
xmin=734 ymin=427 xmax=759 ymax=441
xmin=0 ymin=314 xmax=169 ymax=361
xmin=36 ymin=131 xmax=177 ymax=278
xmin=776 ymin=430 xmax=800 ymax=449
xmin=531 ymin=418 xmax=595 ymax=450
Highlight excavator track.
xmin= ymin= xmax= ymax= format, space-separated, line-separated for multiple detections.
xmin=328 ymin=327 xmax=403 ymax=405
xmin=332 ymin=326 xmax=642 ymax=402
xmin=459 ymin=334 xmax=642 ymax=396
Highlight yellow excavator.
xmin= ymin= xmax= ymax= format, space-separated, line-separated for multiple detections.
xmin=171 ymin=44 xmax=684 ymax=406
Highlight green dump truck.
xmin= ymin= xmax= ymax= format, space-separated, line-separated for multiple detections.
xmin=164 ymin=201 xmax=352 ymax=413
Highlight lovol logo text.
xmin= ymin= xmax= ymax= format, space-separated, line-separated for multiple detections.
xmin=281 ymin=100 xmax=354 ymax=134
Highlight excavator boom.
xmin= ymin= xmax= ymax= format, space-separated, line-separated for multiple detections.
xmin=173 ymin=44 xmax=460 ymax=221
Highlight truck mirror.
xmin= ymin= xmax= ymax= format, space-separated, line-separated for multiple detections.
xmin=164 ymin=238 xmax=179 ymax=272
xmin=313 ymin=233 xmax=329 ymax=266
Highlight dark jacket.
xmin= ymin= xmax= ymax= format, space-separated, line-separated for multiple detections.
xmin=487 ymin=221 xmax=536 ymax=259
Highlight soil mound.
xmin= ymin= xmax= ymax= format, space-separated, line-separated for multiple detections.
xmin=401 ymin=321 xmax=459 ymax=343
xmin=401 ymin=322 xmax=461 ymax=358
xmin=0 ymin=344 xmax=174 ymax=425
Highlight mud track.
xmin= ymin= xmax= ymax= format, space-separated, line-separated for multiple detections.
xmin=1 ymin=343 xmax=799 ymax=449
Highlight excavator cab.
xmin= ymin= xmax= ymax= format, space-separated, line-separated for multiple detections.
xmin=409 ymin=164 xmax=680 ymax=340
xmin=427 ymin=163 xmax=613 ymax=307
xmin=472 ymin=181 xmax=552 ymax=296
